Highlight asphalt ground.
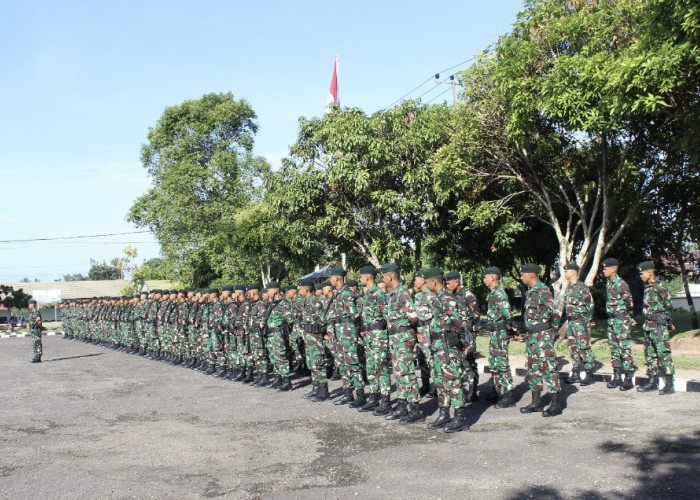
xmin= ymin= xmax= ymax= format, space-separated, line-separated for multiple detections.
xmin=1 ymin=336 xmax=699 ymax=499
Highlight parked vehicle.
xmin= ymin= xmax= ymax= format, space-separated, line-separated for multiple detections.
xmin=7 ymin=316 xmax=28 ymax=330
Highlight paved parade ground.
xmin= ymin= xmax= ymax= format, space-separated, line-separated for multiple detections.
xmin=2 ymin=336 xmax=699 ymax=499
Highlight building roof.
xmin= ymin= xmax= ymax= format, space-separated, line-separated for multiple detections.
xmin=1 ymin=280 xmax=131 ymax=300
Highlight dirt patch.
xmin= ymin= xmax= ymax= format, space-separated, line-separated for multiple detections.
xmin=670 ymin=330 xmax=700 ymax=353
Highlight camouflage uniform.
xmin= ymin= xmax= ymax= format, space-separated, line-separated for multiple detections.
xmin=523 ymin=280 xmax=561 ymax=394
xmin=606 ymin=275 xmax=635 ymax=372
xmin=451 ymin=287 xmax=480 ymax=395
xmin=360 ymin=284 xmax=391 ymax=396
xmin=486 ymin=285 xmax=514 ymax=394
xmin=222 ymin=300 xmax=239 ymax=369
xmin=248 ymin=299 xmax=269 ymax=375
xmin=563 ymin=281 xmax=595 ymax=372
xmin=234 ymin=300 xmax=251 ymax=371
xmin=288 ymin=296 xmax=305 ymax=366
xmin=29 ymin=308 xmax=43 ymax=358
xmin=326 ymin=285 xmax=363 ymax=390
xmin=429 ymin=288 xmax=466 ymax=409
xmin=642 ymin=279 xmax=675 ymax=377
xmin=414 ymin=288 xmax=435 ymax=391
xmin=385 ymin=283 xmax=420 ymax=403
xmin=266 ymin=298 xmax=294 ymax=378
xmin=302 ymin=294 xmax=328 ymax=384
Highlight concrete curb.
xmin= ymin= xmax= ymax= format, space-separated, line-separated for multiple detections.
xmin=4 ymin=331 xmax=699 ymax=393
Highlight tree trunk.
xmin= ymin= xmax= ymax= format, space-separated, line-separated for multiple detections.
xmin=674 ymin=246 xmax=699 ymax=329
xmin=414 ymin=236 xmax=422 ymax=272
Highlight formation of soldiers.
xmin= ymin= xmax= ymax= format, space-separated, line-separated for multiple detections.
xmin=56 ymin=259 xmax=676 ymax=432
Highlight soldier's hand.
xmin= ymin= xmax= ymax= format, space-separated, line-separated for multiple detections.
xmin=631 ymin=318 xmax=637 ymax=326
xmin=589 ymin=321 xmax=595 ymax=327
xmin=671 ymin=324 xmax=676 ymax=331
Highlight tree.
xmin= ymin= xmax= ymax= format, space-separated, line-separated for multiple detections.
xmin=0 ymin=285 xmax=31 ymax=313
xmin=127 ymin=92 xmax=270 ymax=286
xmin=62 ymin=273 xmax=87 ymax=281
xmin=88 ymin=259 xmax=120 ymax=281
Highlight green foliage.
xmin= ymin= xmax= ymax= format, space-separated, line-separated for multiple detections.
xmin=0 ymin=285 xmax=31 ymax=310
xmin=87 ymin=259 xmax=120 ymax=281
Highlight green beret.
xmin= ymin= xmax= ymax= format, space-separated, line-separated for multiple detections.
xmin=179 ymin=289 xmax=187 ymax=295
xmin=121 ymin=295 xmax=129 ymax=300
xmin=321 ymin=281 xmax=332 ymax=288
xmin=328 ymin=267 xmax=346 ymax=277
xmin=423 ymin=267 xmax=443 ymax=279
xmin=519 ymin=263 xmax=541 ymax=274
xmin=247 ymin=284 xmax=260 ymax=291
xmin=380 ymin=262 xmax=399 ymax=273
xmin=299 ymin=279 xmax=314 ymax=288
xmin=186 ymin=287 xmax=196 ymax=292
xmin=444 ymin=271 xmax=461 ymax=281
xmin=601 ymin=257 xmax=619 ymax=267
xmin=150 ymin=289 xmax=161 ymax=294
xmin=638 ymin=260 xmax=655 ymax=271
xmin=359 ymin=265 xmax=377 ymax=276
xmin=267 ymin=281 xmax=280 ymax=289
xmin=234 ymin=285 xmax=245 ymax=291
xmin=414 ymin=270 xmax=424 ymax=279
xmin=314 ymin=282 xmax=324 ymax=291
xmin=346 ymin=279 xmax=358 ymax=287
xmin=28 ymin=299 xmax=37 ymax=305
xmin=483 ymin=266 xmax=501 ymax=276
xmin=133 ymin=294 xmax=140 ymax=299
xmin=221 ymin=285 xmax=233 ymax=292
xmin=286 ymin=285 xmax=298 ymax=292
xmin=564 ymin=262 xmax=580 ymax=271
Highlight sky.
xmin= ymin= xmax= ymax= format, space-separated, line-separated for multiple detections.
xmin=0 ymin=0 xmax=524 ymax=283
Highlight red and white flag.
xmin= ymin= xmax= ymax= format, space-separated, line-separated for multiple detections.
xmin=326 ymin=56 xmax=338 ymax=113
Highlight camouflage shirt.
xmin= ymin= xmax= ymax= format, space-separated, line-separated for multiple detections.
xmin=360 ymin=284 xmax=387 ymax=328
xmin=326 ymin=285 xmax=359 ymax=326
xmin=29 ymin=309 xmax=42 ymax=334
xmin=266 ymin=298 xmax=294 ymax=329
xmin=301 ymin=295 xmax=325 ymax=328
xmin=524 ymin=280 xmax=561 ymax=331
xmin=643 ymin=279 xmax=673 ymax=328
xmin=414 ymin=289 xmax=435 ymax=329
xmin=564 ymin=281 xmax=593 ymax=323
xmin=606 ymin=275 xmax=634 ymax=317
xmin=486 ymin=285 xmax=511 ymax=331
xmin=451 ymin=287 xmax=480 ymax=324
xmin=385 ymin=283 xmax=418 ymax=332
xmin=428 ymin=288 xmax=461 ymax=334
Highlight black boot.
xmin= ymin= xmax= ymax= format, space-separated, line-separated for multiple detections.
xmin=304 ymin=382 xmax=319 ymax=400
xmin=426 ymin=406 xmax=451 ymax=429
xmin=311 ymin=382 xmax=330 ymax=402
xmin=400 ymin=403 xmax=425 ymax=424
xmin=580 ymin=369 xmax=595 ymax=386
xmin=349 ymin=388 xmax=367 ymax=408
xmin=607 ymin=368 xmax=622 ymax=389
xmin=266 ymin=375 xmax=282 ymax=388
xmin=226 ymin=368 xmax=238 ymax=380
xmin=443 ymin=407 xmax=469 ymax=433
xmin=214 ymin=367 xmax=228 ymax=378
xmin=619 ymin=371 xmax=634 ymax=391
xmin=520 ymin=391 xmax=545 ymax=414
xmin=385 ymin=400 xmax=408 ymax=420
xmin=277 ymin=377 xmax=293 ymax=392
xmin=234 ymin=367 xmax=246 ymax=381
xmin=494 ymin=390 xmax=514 ymax=409
xmin=358 ymin=393 xmax=379 ymax=412
xmin=253 ymin=374 xmax=269 ymax=387
xmin=29 ymin=355 xmax=42 ymax=363
xmin=659 ymin=374 xmax=675 ymax=395
xmin=565 ymin=366 xmax=581 ymax=384
xmin=637 ymin=373 xmax=658 ymax=392
xmin=426 ymin=384 xmax=438 ymax=399
xmin=334 ymin=389 xmax=355 ymax=405
xmin=330 ymin=366 xmax=341 ymax=381
xmin=172 ymin=355 xmax=183 ymax=366
xmin=373 ymin=395 xmax=392 ymax=416
xmin=205 ymin=364 xmax=217 ymax=375
xmin=243 ymin=369 xmax=255 ymax=384
xmin=542 ymin=392 xmax=563 ymax=417
xmin=419 ymin=378 xmax=431 ymax=397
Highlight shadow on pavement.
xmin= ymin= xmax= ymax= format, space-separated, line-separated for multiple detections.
xmin=43 ymin=353 xmax=105 ymax=363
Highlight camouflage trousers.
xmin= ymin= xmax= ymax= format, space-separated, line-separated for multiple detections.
xmin=607 ymin=318 xmax=634 ymax=371
xmin=186 ymin=325 xmax=198 ymax=358
xmin=333 ymin=323 xmax=364 ymax=390
xmin=249 ymin=328 xmax=268 ymax=374
xmin=268 ymin=327 xmax=291 ymax=378
xmin=415 ymin=327 xmax=433 ymax=385
xmin=235 ymin=332 xmax=250 ymax=368
xmin=223 ymin=331 xmax=236 ymax=368
xmin=146 ymin=325 xmax=160 ymax=352
xmin=488 ymin=330 xmax=514 ymax=393
xmin=31 ymin=331 xmax=42 ymax=357
xmin=304 ymin=330 xmax=328 ymax=384
xmin=525 ymin=329 xmax=561 ymax=394
xmin=432 ymin=338 xmax=466 ymax=409
xmin=567 ymin=321 xmax=596 ymax=371
xmin=207 ymin=329 xmax=224 ymax=366
xmin=363 ymin=330 xmax=391 ymax=396
xmin=160 ymin=324 xmax=173 ymax=353
xmin=289 ymin=325 xmax=304 ymax=363
xmin=389 ymin=331 xmax=420 ymax=403
xmin=643 ymin=326 xmax=675 ymax=376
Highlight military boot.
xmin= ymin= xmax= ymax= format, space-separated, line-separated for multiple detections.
xmin=373 ymin=395 xmax=392 ymax=416
xmin=29 ymin=355 xmax=41 ymax=363
xmin=334 ymin=389 xmax=355 ymax=405
xmin=542 ymin=393 xmax=563 ymax=417
xmin=607 ymin=368 xmax=622 ymax=389
xmin=619 ymin=371 xmax=634 ymax=391
xmin=277 ymin=377 xmax=293 ymax=392
xmin=565 ymin=365 xmax=581 ymax=384
xmin=311 ymin=382 xmax=330 ymax=402
xmin=349 ymin=388 xmax=367 ymax=408
xmin=637 ymin=373 xmax=658 ymax=392
xmin=659 ymin=374 xmax=675 ymax=395
xmin=358 ymin=393 xmax=379 ymax=412
xmin=214 ymin=367 xmax=228 ymax=378
xmin=243 ymin=368 xmax=255 ymax=384
xmin=426 ymin=406 xmax=451 ymax=429
xmin=426 ymin=384 xmax=438 ymax=399
xmin=580 ymin=369 xmax=595 ymax=386
xmin=494 ymin=390 xmax=514 ymax=409
xmin=330 ymin=366 xmax=341 ymax=381
xmin=304 ymin=382 xmax=319 ymax=400
xmin=205 ymin=364 xmax=218 ymax=375
xmin=266 ymin=375 xmax=282 ymax=388
xmin=443 ymin=407 xmax=469 ymax=433
xmin=520 ymin=391 xmax=545 ymax=414
xmin=400 ymin=403 xmax=425 ymax=424
xmin=385 ymin=400 xmax=408 ymax=420
xmin=419 ymin=376 xmax=431 ymax=397
xmin=253 ymin=373 xmax=269 ymax=387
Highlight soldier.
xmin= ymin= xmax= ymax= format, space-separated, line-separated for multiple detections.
xmin=413 ymin=271 xmax=435 ymax=397
xmin=28 ymin=299 xmax=43 ymax=363
xmin=232 ymin=285 xmax=252 ymax=381
xmin=636 ymin=261 xmax=676 ymax=394
xmin=286 ymin=285 xmax=307 ymax=373
xmin=562 ymin=262 xmax=596 ymax=385
xmin=298 ymin=279 xmax=329 ymax=401
xmin=602 ymin=258 xmax=636 ymax=391
xmin=445 ymin=271 xmax=480 ymax=402
xmin=482 ymin=266 xmax=515 ymax=408
xmin=519 ymin=263 xmax=564 ymax=417
xmin=381 ymin=262 xmax=424 ymax=424
xmin=357 ymin=265 xmax=391 ymax=413
xmin=213 ymin=286 xmax=233 ymax=377
xmin=247 ymin=285 xmax=270 ymax=386
xmin=265 ymin=282 xmax=294 ymax=391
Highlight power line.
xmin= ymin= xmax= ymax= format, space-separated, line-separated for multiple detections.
xmin=425 ymin=86 xmax=454 ymax=105
xmin=0 ymin=230 xmax=150 ymax=244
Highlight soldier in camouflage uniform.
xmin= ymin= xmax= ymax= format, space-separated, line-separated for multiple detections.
xmin=562 ymin=262 xmax=596 ymax=385
xmin=445 ymin=271 xmax=480 ymax=402
xmin=265 ymin=282 xmax=295 ymax=391
xmin=602 ymin=258 xmax=636 ymax=391
xmin=144 ymin=290 xmax=162 ymax=358
xmin=413 ymin=271 xmax=436 ymax=398
xmin=233 ymin=286 xmax=253 ymax=381
xmin=28 ymin=299 xmax=43 ymax=363
xmin=357 ymin=265 xmax=391 ymax=414
xmin=425 ymin=267 xmax=470 ymax=432
xmin=213 ymin=287 xmax=233 ymax=376
xmin=636 ymin=261 xmax=675 ymax=394
xmin=519 ymin=263 xmax=564 ymax=417
xmin=247 ymin=285 xmax=270 ymax=387
xmin=381 ymin=262 xmax=424 ymax=424
xmin=286 ymin=286 xmax=306 ymax=373
xmin=483 ymin=266 xmax=515 ymax=408
xmin=326 ymin=267 xmax=365 ymax=407
xmin=299 ymin=279 xmax=330 ymax=401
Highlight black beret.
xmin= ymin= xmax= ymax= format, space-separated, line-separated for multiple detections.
xmin=267 ymin=281 xmax=280 ymax=289
xmin=221 ymin=285 xmax=233 ymax=292
xmin=638 ymin=260 xmax=655 ymax=271
xmin=151 ymin=289 xmax=162 ymax=294
xmin=483 ymin=266 xmax=501 ymax=276
xmin=299 ymin=279 xmax=314 ymax=288
xmin=519 ymin=263 xmax=541 ymax=274
xmin=286 ymin=285 xmax=298 ymax=291
xmin=314 ymin=282 xmax=325 ymax=291
xmin=423 ymin=267 xmax=443 ymax=279
xmin=234 ymin=285 xmax=245 ymax=291
xmin=444 ymin=271 xmax=461 ymax=281
xmin=380 ymin=262 xmax=399 ymax=273
xmin=186 ymin=287 xmax=196 ymax=292
xmin=321 ymin=281 xmax=332 ymax=288
xmin=346 ymin=279 xmax=358 ymax=287
xmin=564 ymin=262 xmax=580 ymax=271
xmin=601 ymin=258 xmax=619 ymax=267
xmin=328 ymin=267 xmax=346 ymax=277
xmin=248 ymin=284 xmax=260 ymax=291
xmin=359 ymin=265 xmax=377 ymax=276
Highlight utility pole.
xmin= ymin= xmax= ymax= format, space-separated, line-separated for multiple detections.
xmin=434 ymin=73 xmax=457 ymax=104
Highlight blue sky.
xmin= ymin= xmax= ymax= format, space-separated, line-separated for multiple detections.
xmin=0 ymin=0 xmax=524 ymax=282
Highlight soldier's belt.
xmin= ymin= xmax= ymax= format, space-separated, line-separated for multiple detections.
xmin=525 ymin=322 xmax=552 ymax=334
xmin=567 ymin=315 xmax=585 ymax=322
xmin=645 ymin=313 xmax=669 ymax=323
xmin=366 ymin=320 xmax=387 ymax=331
xmin=303 ymin=324 xmax=322 ymax=334
xmin=484 ymin=320 xmax=508 ymax=332
xmin=268 ymin=326 xmax=285 ymax=334
xmin=608 ymin=312 xmax=629 ymax=320
xmin=388 ymin=325 xmax=414 ymax=335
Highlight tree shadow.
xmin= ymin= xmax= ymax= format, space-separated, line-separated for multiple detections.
xmin=43 ymin=353 xmax=105 ymax=362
